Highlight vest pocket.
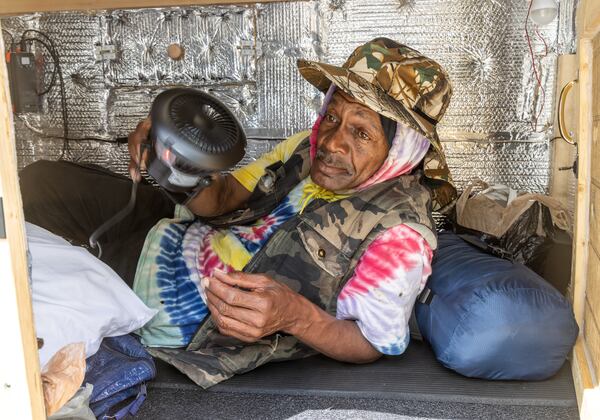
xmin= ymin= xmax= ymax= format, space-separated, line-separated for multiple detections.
xmin=297 ymin=221 xmax=351 ymax=278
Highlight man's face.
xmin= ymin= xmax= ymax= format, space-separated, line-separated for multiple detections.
xmin=310 ymin=91 xmax=390 ymax=192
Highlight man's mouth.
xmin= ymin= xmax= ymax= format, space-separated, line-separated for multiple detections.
xmin=314 ymin=158 xmax=350 ymax=177
xmin=314 ymin=149 xmax=353 ymax=177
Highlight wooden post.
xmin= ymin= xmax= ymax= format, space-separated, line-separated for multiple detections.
xmin=571 ymin=0 xmax=600 ymax=414
xmin=0 ymin=23 xmax=46 ymax=419
xmin=572 ymin=40 xmax=593 ymax=332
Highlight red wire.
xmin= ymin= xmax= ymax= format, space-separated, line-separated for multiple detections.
xmin=525 ymin=0 xmax=546 ymax=131
xmin=535 ymin=27 xmax=549 ymax=57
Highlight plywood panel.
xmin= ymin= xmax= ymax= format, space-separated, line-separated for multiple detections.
xmin=586 ymin=241 xmax=600 ymax=335
xmin=572 ymin=36 xmax=593 ymax=332
xmin=593 ymin=117 xmax=600 ymax=186
xmin=593 ymin=36 xmax=600 ymax=190
xmin=590 ymin=184 xmax=600 ymax=253
xmin=584 ymin=301 xmax=600 ymax=380
xmin=0 ymin=0 xmax=289 ymax=16
xmin=573 ymin=2 xmax=600 ymax=415
xmin=578 ymin=0 xmax=600 ymax=39
xmin=587 ymin=27 xmax=600 ymax=390
xmin=573 ymin=336 xmax=595 ymax=410
xmin=586 ymin=189 xmax=600 ymax=415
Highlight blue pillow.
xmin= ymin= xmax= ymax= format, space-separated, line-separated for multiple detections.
xmin=415 ymin=232 xmax=578 ymax=380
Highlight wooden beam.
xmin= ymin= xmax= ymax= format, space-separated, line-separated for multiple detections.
xmin=572 ymin=337 xmax=595 ymax=409
xmin=573 ymin=331 xmax=600 ymax=420
xmin=572 ymin=37 xmax=593 ymax=336
xmin=572 ymin=0 xmax=600 ymax=412
xmin=0 ymin=23 xmax=46 ymax=419
xmin=578 ymin=0 xmax=600 ymax=40
xmin=0 ymin=0 xmax=291 ymax=16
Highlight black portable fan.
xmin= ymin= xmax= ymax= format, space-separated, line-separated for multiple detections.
xmin=89 ymin=88 xmax=246 ymax=257
xmin=146 ymin=88 xmax=246 ymax=201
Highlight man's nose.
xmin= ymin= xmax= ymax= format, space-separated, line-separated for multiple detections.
xmin=323 ymin=125 xmax=349 ymax=154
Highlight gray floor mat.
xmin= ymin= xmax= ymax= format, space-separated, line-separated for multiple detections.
xmin=138 ymin=390 xmax=579 ymax=420
xmin=150 ymin=340 xmax=577 ymax=407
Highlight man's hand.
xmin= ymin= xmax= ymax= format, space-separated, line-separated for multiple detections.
xmin=204 ymin=269 xmax=382 ymax=364
xmin=128 ymin=118 xmax=152 ymax=182
xmin=204 ymin=270 xmax=300 ymax=343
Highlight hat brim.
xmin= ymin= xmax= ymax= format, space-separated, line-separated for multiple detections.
xmin=297 ymin=59 xmax=444 ymax=158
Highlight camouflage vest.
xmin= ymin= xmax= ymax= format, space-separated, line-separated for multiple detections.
xmin=148 ymin=137 xmax=436 ymax=388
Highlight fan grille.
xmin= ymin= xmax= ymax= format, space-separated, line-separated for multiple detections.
xmin=169 ymin=94 xmax=240 ymax=154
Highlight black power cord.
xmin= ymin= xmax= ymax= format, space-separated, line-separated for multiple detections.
xmin=89 ymin=181 xmax=138 ymax=258
xmin=20 ymin=30 xmax=69 ymax=158
xmin=2 ymin=28 xmax=14 ymax=51
xmin=16 ymin=30 xmax=129 ymax=154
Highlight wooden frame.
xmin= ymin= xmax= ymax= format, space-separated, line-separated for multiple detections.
xmin=0 ymin=0 xmax=292 ymax=16
xmin=1 ymin=0 xmax=599 ymax=418
xmin=0 ymin=24 xmax=46 ymax=420
xmin=571 ymin=0 xmax=600 ymax=418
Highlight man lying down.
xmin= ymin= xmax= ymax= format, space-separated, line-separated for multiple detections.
xmin=20 ymin=38 xmax=457 ymax=387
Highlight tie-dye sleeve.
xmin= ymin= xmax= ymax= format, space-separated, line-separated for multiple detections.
xmin=336 ymin=224 xmax=433 ymax=355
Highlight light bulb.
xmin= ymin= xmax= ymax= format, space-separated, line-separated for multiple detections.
xmin=530 ymin=0 xmax=558 ymax=26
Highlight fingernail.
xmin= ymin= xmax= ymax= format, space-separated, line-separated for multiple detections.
xmin=214 ymin=268 xmax=226 ymax=276
xmin=201 ymin=277 xmax=210 ymax=289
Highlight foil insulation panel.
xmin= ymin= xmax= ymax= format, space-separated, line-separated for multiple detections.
xmin=101 ymin=7 xmax=256 ymax=86
xmin=1 ymin=0 xmax=577 ymax=194
xmin=443 ymin=140 xmax=550 ymax=192
xmin=107 ymin=84 xmax=258 ymax=138
xmin=254 ymin=1 xmax=324 ymax=138
xmin=324 ymin=0 xmax=557 ymax=134
xmin=557 ymin=0 xmax=578 ymax=55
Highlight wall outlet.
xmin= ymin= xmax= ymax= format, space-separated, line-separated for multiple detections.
xmin=94 ymin=44 xmax=117 ymax=60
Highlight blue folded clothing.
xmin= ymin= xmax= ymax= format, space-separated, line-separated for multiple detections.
xmin=415 ymin=232 xmax=578 ymax=380
xmin=84 ymin=335 xmax=155 ymax=419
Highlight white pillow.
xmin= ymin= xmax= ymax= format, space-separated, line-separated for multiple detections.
xmin=26 ymin=223 xmax=157 ymax=367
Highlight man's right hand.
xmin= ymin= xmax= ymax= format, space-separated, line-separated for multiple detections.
xmin=128 ymin=118 xmax=152 ymax=182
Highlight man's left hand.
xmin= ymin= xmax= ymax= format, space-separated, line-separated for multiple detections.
xmin=204 ymin=270 xmax=300 ymax=343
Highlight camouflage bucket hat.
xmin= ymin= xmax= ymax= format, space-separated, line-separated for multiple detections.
xmin=297 ymin=37 xmax=457 ymax=210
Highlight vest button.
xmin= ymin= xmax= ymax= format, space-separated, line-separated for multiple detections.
xmin=318 ymin=248 xmax=326 ymax=258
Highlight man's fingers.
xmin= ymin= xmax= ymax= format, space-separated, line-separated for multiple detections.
xmin=213 ymin=269 xmax=267 ymax=290
xmin=127 ymin=137 xmax=139 ymax=163
xmin=206 ymin=289 xmax=266 ymax=328
xmin=140 ymin=147 xmax=149 ymax=170
xmin=206 ymin=275 xmax=263 ymax=310
xmin=206 ymin=300 xmax=262 ymax=342
xmin=140 ymin=117 xmax=152 ymax=131
xmin=128 ymin=117 xmax=152 ymax=167
xmin=129 ymin=159 xmax=141 ymax=182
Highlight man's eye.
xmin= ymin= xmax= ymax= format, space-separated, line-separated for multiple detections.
xmin=358 ymin=131 xmax=370 ymax=141
xmin=325 ymin=113 xmax=337 ymax=123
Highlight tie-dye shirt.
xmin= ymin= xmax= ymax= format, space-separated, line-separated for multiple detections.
xmin=133 ymin=131 xmax=432 ymax=355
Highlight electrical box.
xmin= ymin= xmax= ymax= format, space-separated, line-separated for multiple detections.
xmin=6 ymin=51 xmax=39 ymax=113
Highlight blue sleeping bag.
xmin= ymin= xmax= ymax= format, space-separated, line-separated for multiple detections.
xmin=415 ymin=232 xmax=578 ymax=380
